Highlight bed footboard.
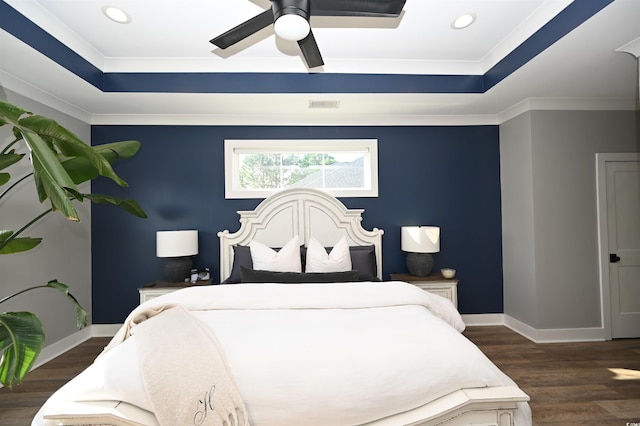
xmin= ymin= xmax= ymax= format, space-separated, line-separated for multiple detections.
xmin=364 ymin=386 xmax=530 ymax=426
xmin=40 ymin=386 xmax=529 ymax=426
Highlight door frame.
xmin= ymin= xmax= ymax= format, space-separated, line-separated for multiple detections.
xmin=595 ymin=152 xmax=640 ymax=340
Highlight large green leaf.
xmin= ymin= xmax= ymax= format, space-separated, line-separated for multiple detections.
xmin=0 ymin=230 xmax=42 ymax=254
xmin=83 ymin=193 xmax=148 ymax=218
xmin=59 ymin=140 xmax=141 ymax=185
xmin=59 ymin=156 xmax=99 ymax=184
xmin=0 ymin=279 xmax=88 ymax=387
xmin=0 ymin=312 xmax=44 ymax=388
xmin=92 ymin=140 xmax=141 ymax=162
xmin=0 ymin=99 xmax=30 ymax=126
xmin=1 ymin=100 xmax=140 ymax=209
xmin=0 ymin=152 xmax=24 ymax=171
xmin=22 ymin=130 xmax=80 ymax=220
xmin=46 ymin=280 xmax=89 ymax=329
xmin=19 ymin=115 xmax=128 ymax=187
xmin=0 ymin=173 xmax=9 ymax=186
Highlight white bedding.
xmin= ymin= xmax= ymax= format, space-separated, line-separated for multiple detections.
xmin=33 ymin=281 xmax=531 ymax=426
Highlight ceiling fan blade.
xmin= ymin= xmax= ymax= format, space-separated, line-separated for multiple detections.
xmin=298 ymin=30 xmax=324 ymax=68
xmin=310 ymin=0 xmax=406 ymax=17
xmin=210 ymin=9 xmax=274 ymax=49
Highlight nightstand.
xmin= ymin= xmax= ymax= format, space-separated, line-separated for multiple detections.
xmin=138 ymin=280 xmax=212 ymax=304
xmin=390 ymin=273 xmax=459 ymax=308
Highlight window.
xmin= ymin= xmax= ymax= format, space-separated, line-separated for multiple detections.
xmin=225 ymin=139 xmax=378 ymax=198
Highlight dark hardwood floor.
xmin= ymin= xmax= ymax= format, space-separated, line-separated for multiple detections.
xmin=0 ymin=337 xmax=111 ymax=426
xmin=1 ymin=326 xmax=639 ymax=425
xmin=464 ymin=326 xmax=640 ymax=425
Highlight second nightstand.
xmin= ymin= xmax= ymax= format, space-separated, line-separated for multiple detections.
xmin=138 ymin=280 xmax=212 ymax=304
xmin=390 ymin=272 xmax=459 ymax=308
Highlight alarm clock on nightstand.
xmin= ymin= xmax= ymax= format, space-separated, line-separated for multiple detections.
xmin=190 ymin=267 xmax=211 ymax=283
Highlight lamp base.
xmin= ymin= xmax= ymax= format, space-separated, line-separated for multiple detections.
xmin=406 ymin=252 xmax=434 ymax=277
xmin=163 ymin=256 xmax=192 ymax=283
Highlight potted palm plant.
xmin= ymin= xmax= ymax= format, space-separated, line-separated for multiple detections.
xmin=0 ymin=98 xmax=146 ymax=388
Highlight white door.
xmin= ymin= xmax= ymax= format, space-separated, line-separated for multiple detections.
xmin=601 ymin=156 xmax=640 ymax=338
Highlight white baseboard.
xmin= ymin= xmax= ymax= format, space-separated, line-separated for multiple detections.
xmin=91 ymin=323 xmax=123 ymax=337
xmin=30 ymin=324 xmax=121 ymax=372
xmin=462 ymin=314 xmax=606 ymax=343
xmin=504 ymin=315 xmax=606 ymax=343
xmin=32 ymin=327 xmax=93 ymax=370
xmin=461 ymin=313 xmax=505 ymax=326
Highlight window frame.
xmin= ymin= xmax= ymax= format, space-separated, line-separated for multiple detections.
xmin=224 ymin=139 xmax=379 ymax=199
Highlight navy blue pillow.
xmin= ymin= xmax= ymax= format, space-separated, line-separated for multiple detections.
xmin=222 ymin=245 xmax=253 ymax=284
xmin=240 ymin=266 xmax=360 ymax=283
xmin=300 ymin=245 xmax=378 ymax=281
xmin=348 ymin=245 xmax=379 ymax=281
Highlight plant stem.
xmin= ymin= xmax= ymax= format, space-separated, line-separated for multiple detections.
xmin=0 ymin=285 xmax=50 ymax=304
xmin=0 ymin=208 xmax=52 ymax=252
xmin=0 ymin=173 xmax=33 ymax=202
xmin=1 ymin=138 xmax=19 ymax=154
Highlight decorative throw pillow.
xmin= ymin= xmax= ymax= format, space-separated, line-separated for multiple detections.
xmin=305 ymin=236 xmax=352 ymax=273
xmin=348 ymin=245 xmax=379 ymax=281
xmin=249 ymin=235 xmax=302 ymax=272
xmin=240 ymin=266 xmax=359 ymax=283
xmin=222 ymin=245 xmax=253 ymax=284
xmin=300 ymin=244 xmax=378 ymax=281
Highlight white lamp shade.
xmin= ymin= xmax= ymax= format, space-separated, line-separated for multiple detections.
xmin=156 ymin=230 xmax=198 ymax=257
xmin=401 ymin=226 xmax=440 ymax=253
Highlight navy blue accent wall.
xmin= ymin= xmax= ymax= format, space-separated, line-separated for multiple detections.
xmin=91 ymin=125 xmax=502 ymax=323
xmin=103 ymin=72 xmax=484 ymax=94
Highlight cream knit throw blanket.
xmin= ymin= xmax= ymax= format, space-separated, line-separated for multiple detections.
xmin=108 ymin=304 xmax=250 ymax=426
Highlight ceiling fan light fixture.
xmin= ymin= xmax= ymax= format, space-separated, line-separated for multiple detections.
xmin=274 ymin=13 xmax=310 ymax=41
xmin=210 ymin=0 xmax=405 ymax=68
xmin=452 ymin=13 xmax=476 ymax=29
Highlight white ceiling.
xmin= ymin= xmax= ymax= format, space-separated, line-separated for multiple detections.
xmin=0 ymin=0 xmax=639 ymax=125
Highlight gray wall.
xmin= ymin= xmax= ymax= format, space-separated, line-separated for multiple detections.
xmin=500 ymin=110 xmax=638 ymax=330
xmin=500 ymin=113 xmax=539 ymax=326
xmin=0 ymin=89 xmax=92 ymax=345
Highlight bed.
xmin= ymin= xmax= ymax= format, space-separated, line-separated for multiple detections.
xmin=33 ymin=188 xmax=531 ymax=426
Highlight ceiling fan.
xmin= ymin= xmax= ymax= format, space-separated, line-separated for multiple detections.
xmin=210 ymin=0 xmax=407 ymax=69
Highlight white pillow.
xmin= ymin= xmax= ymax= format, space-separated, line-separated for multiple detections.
xmin=250 ymin=235 xmax=302 ymax=272
xmin=305 ymin=236 xmax=352 ymax=273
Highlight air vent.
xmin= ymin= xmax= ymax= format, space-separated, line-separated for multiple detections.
xmin=308 ymin=100 xmax=340 ymax=109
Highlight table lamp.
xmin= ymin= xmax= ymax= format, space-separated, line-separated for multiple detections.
xmin=156 ymin=230 xmax=198 ymax=282
xmin=401 ymin=226 xmax=440 ymax=276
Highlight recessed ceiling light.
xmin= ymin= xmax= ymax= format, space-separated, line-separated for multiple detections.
xmin=452 ymin=13 xmax=476 ymax=29
xmin=102 ymin=5 xmax=131 ymax=24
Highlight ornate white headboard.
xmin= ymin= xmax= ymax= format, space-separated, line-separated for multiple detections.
xmin=217 ymin=188 xmax=384 ymax=282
